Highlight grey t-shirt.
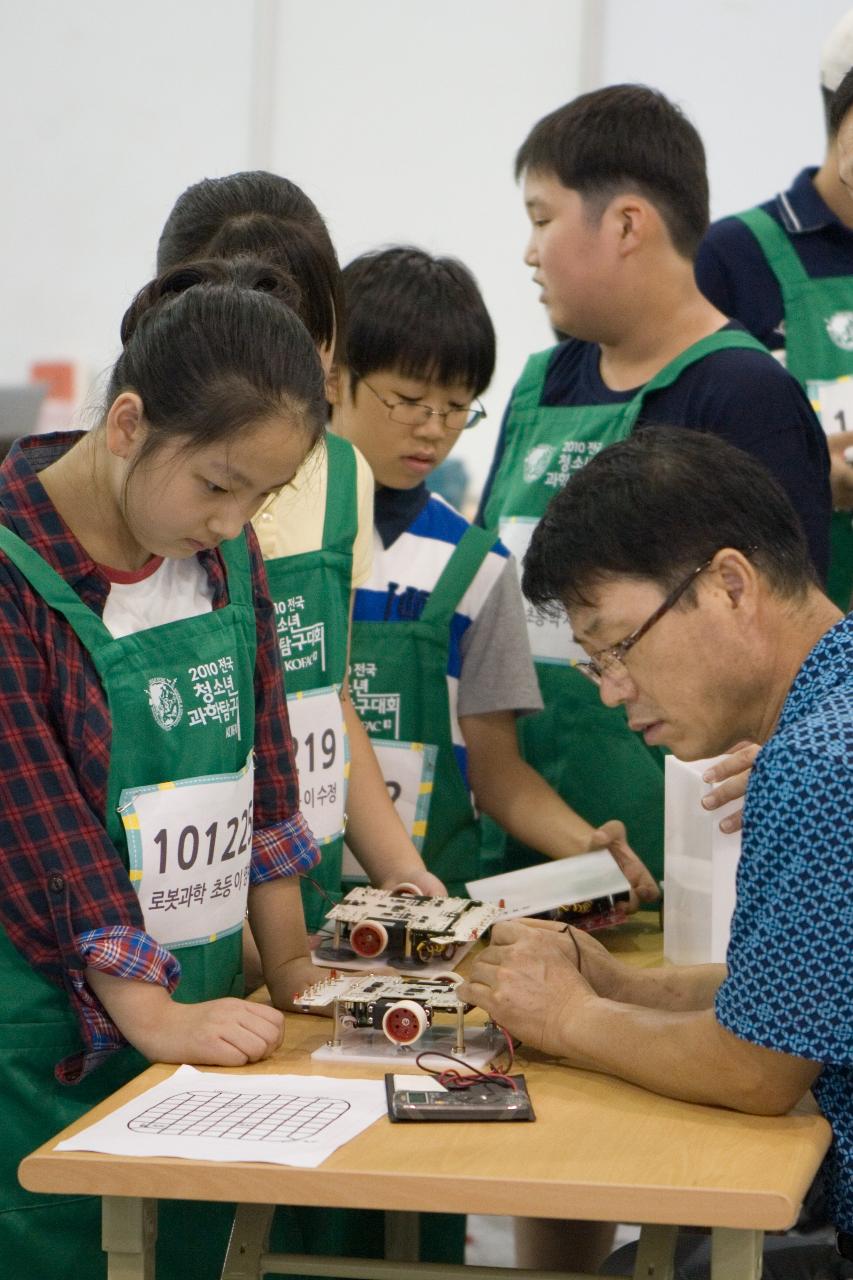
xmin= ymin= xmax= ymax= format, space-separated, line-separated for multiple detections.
xmin=458 ymin=555 xmax=543 ymax=718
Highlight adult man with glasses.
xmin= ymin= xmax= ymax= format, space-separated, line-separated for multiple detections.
xmin=461 ymin=427 xmax=852 ymax=1278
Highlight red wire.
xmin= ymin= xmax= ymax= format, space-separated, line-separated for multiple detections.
xmin=414 ymin=1024 xmax=519 ymax=1091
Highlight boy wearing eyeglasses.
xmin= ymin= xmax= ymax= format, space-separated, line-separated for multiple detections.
xmin=329 ymin=246 xmax=659 ymax=900
xmin=478 ymin=84 xmax=832 ymax=885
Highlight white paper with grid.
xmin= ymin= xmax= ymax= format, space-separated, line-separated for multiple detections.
xmin=56 ymin=1065 xmax=387 ymax=1167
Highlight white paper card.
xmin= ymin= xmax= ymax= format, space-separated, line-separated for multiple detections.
xmin=287 ymin=687 xmax=348 ymax=843
xmin=56 ymin=1065 xmax=387 ymax=1168
xmin=663 ymin=754 xmax=742 ymax=966
xmin=498 ymin=516 xmax=587 ymax=665
xmin=466 ymin=850 xmax=631 ymax=918
xmin=807 ymin=375 xmax=853 ymax=436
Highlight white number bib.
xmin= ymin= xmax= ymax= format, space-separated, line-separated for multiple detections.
xmin=119 ymin=753 xmax=254 ymax=949
xmin=341 ymin=739 xmax=436 ymax=879
xmin=807 ymin=376 xmax=853 ymax=436
xmin=499 ymin=516 xmax=586 ymax=665
xmin=287 ymin=686 xmax=348 ymax=844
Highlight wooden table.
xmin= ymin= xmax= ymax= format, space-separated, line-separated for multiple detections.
xmin=19 ymin=915 xmax=832 ymax=1280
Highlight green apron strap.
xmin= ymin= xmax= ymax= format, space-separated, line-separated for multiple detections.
xmin=510 ymin=347 xmax=558 ymax=414
xmin=636 ymin=327 xmax=770 ymax=402
xmin=0 ymin=524 xmax=114 ymax=654
xmin=735 ymin=207 xmax=810 ymax=288
xmin=218 ymin=531 xmax=252 ymax=606
xmin=421 ymin=525 xmax=496 ymax=630
xmin=321 ymin=434 xmax=358 ymax=549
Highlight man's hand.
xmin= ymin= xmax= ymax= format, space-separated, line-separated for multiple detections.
xmin=457 ymin=918 xmax=596 ymax=1056
xmin=587 ymin=819 xmax=659 ymax=905
xmin=700 ymin=742 xmax=760 ymax=833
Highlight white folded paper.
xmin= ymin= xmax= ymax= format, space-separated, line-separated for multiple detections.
xmin=664 ymin=754 xmax=742 ymax=965
xmin=467 ymin=850 xmax=631 ymax=919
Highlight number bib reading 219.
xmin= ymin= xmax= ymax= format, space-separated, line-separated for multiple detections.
xmin=118 ymin=753 xmax=254 ymax=949
xmin=286 ymin=686 xmax=347 ymax=844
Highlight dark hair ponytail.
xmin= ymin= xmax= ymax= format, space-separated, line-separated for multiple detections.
xmin=106 ymin=257 xmax=326 ymax=465
xmin=156 ymin=171 xmax=343 ymax=357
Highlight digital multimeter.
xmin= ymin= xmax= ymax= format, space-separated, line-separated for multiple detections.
xmin=384 ymin=1075 xmax=535 ymax=1122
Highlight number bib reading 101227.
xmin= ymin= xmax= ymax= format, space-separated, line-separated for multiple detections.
xmin=118 ymin=753 xmax=254 ymax=949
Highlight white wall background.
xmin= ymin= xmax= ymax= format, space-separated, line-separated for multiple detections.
xmin=598 ymin=0 xmax=853 ymax=219
xmin=1 ymin=0 xmax=852 ymax=493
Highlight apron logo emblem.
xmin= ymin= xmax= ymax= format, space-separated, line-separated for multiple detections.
xmin=146 ymin=677 xmax=184 ymax=731
xmin=825 ymin=312 xmax=853 ymax=352
xmin=523 ymin=444 xmax=555 ymax=483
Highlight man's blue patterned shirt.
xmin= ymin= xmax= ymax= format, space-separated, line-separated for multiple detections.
xmin=716 ymin=613 xmax=853 ymax=1230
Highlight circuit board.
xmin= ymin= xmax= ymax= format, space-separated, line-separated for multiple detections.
xmin=298 ymin=970 xmax=466 ymax=1013
xmin=323 ymin=887 xmax=503 ymax=944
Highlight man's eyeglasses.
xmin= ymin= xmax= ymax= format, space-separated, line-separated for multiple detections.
xmin=573 ymin=557 xmax=716 ymax=686
xmin=359 ymin=376 xmax=486 ymax=432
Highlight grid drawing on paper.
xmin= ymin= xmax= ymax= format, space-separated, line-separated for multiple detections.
xmin=127 ymin=1090 xmax=351 ymax=1142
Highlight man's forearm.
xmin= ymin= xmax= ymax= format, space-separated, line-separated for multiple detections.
xmin=560 ymin=997 xmax=818 ymax=1115
xmin=585 ymin=950 xmax=727 ymax=1011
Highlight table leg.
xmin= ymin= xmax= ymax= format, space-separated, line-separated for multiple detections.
xmin=102 ymin=1195 xmax=157 ymax=1280
xmin=385 ymin=1210 xmax=420 ymax=1262
xmin=710 ymin=1227 xmax=763 ymax=1280
xmin=221 ymin=1204 xmax=275 ymax=1279
xmin=632 ymin=1223 xmax=678 ymax=1279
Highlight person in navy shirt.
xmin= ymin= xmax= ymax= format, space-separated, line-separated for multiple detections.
xmin=696 ymin=7 xmax=853 ymax=355
xmin=696 ymin=19 xmax=853 ymax=607
xmin=463 ymin=427 xmax=853 ymax=1279
xmin=479 ymin=86 xmax=831 ymax=583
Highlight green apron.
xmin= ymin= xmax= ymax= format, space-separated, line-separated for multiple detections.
xmin=737 ymin=206 xmax=853 ymax=610
xmin=349 ymin=524 xmax=494 ymax=894
xmin=262 ymin=433 xmax=356 ymax=931
xmin=0 ymin=528 xmax=256 ymax=1280
xmin=482 ymin=329 xmax=771 ymax=883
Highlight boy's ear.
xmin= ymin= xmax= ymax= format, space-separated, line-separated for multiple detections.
xmin=325 ymin=363 xmax=342 ymax=405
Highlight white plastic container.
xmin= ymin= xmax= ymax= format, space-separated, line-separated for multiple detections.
xmin=663 ymin=754 xmax=742 ymax=966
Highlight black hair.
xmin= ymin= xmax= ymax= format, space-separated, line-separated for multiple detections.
xmin=156 ymin=171 xmax=343 ymax=356
xmin=340 ymin=246 xmax=495 ymax=397
xmin=108 ymin=257 xmax=326 ymax=472
xmin=822 ymin=83 xmax=836 ymax=137
xmin=521 ymin=427 xmax=816 ymax=613
xmin=515 ymin=85 xmax=709 ymax=260
xmin=829 ymin=66 xmax=853 ymax=136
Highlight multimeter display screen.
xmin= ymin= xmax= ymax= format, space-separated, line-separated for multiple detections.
xmin=385 ymin=1075 xmax=535 ymax=1121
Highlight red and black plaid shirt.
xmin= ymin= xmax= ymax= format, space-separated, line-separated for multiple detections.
xmin=0 ymin=434 xmax=318 ymax=1080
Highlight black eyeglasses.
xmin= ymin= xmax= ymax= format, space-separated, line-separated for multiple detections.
xmin=359 ymin=376 xmax=486 ymax=432
xmin=573 ymin=557 xmax=716 ymax=686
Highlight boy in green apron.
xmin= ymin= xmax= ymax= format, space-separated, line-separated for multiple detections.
xmin=479 ymin=84 xmax=832 ymax=894
xmin=331 ymin=246 xmax=658 ymax=902
xmin=696 ymin=36 xmax=853 ymax=612
xmin=0 ymin=259 xmax=327 ymax=1278
xmin=157 ymin=174 xmax=446 ymax=937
